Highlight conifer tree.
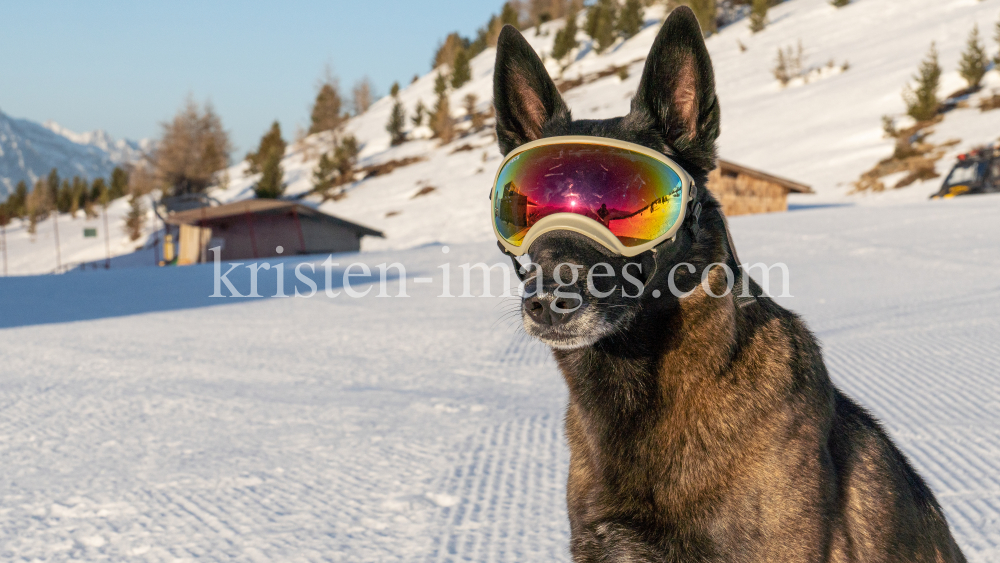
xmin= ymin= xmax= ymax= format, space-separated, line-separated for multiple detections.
xmin=312 ymin=152 xmax=337 ymax=194
xmin=749 ymin=0 xmax=768 ymax=33
xmin=500 ymin=2 xmax=521 ymax=29
xmin=412 ymin=100 xmax=427 ymax=127
xmin=676 ymin=0 xmax=716 ymax=36
xmin=552 ymin=5 xmax=580 ymax=61
xmin=830 ymin=0 xmax=850 ymax=7
xmin=585 ymin=0 xmax=618 ymax=53
xmin=309 ymin=80 xmax=347 ymax=134
xmin=254 ymin=150 xmax=284 ymax=199
xmin=124 ymin=192 xmax=146 ymax=241
xmin=431 ymin=73 xmax=454 ymax=143
xmin=958 ymin=25 xmax=989 ymax=88
xmin=994 ymin=17 xmax=1000 ymax=69
xmin=904 ymin=42 xmax=941 ymax=122
xmin=249 ymin=122 xmax=286 ymax=198
xmin=109 ymin=167 xmax=129 ymax=200
xmin=451 ymin=47 xmax=472 ymax=88
xmin=332 ymin=135 xmax=360 ymax=182
xmin=617 ymin=0 xmax=643 ymax=40
xmin=91 ymin=177 xmax=109 ymax=206
xmin=247 ymin=121 xmax=287 ymax=175
xmin=386 ymin=83 xmax=407 ymax=146
xmin=45 ymin=168 xmax=60 ymax=208
xmin=56 ymin=179 xmax=74 ymax=214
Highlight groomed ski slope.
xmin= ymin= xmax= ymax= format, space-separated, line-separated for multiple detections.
xmin=1 ymin=194 xmax=998 ymax=561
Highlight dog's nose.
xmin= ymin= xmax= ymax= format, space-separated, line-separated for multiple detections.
xmin=523 ymin=294 xmax=578 ymax=326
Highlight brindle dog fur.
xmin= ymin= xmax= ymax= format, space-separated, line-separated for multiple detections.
xmin=492 ymin=8 xmax=966 ymax=562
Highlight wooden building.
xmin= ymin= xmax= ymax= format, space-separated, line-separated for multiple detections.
xmin=707 ymin=160 xmax=813 ymax=216
xmin=163 ymin=200 xmax=383 ymax=264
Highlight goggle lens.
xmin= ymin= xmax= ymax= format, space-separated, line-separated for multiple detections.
xmin=493 ymin=143 xmax=685 ymax=248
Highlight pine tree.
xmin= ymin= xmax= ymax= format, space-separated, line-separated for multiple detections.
xmin=904 ymin=42 xmax=941 ymax=122
xmin=958 ymin=25 xmax=989 ymax=88
xmin=552 ymin=5 xmax=579 ymax=61
xmin=46 ymin=168 xmax=60 ymax=205
xmin=749 ymin=0 xmax=768 ymax=33
xmin=451 ymin=47 xmax=472 ymax=88
xmin=108 ymin=167 xmax=129 ymax=200
xmin=333 ymin=135 xmax=360 ymax=182
xmin=830 ymin=0 xmax=850 ymax=7
xmin=616 ymin=0 xmax=643 ymax=40
xmin=994 ymin=17 xmax=1000 ymax=69
xmin=254 ymin=149 xmax=284 ymax=198
xmin=431 ymin=73 xmax=454 ymax=143
xmin=390 ymin=82 xmax=400 ymax=98
xmin=412 ymin=100 xmax=427 ymax=127
xmin=433 ymin=32 xmax=468 ymax=69
xmin=676 ymin=0 xmax=716 ymax=36
xmin=386 ymin=90 xmax=407 ymax=146
xmin=312 ymin=152 xmax=337 ymax=193
xmin=247 ymin=121 xmax=287 ymax=175
xmin=91 ymin=177 xmax=109 ymax=206
xmin=500 ymin=2 xmax=521 ymax=29
xmin=124 ymin=193 xmax=146 ymax=241
xmin=309 ymin=80 xmax=347 ymax=134
xmin=585 ymin=0 xmax=617 ymax=53
xmin=10 ymin=181 xmax=28 ymax=219
xmin=56 ymin=179 xmax=74 ymax=214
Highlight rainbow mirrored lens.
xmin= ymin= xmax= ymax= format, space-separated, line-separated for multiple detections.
xmin=493 ymin=143 xmax=684 ymax=247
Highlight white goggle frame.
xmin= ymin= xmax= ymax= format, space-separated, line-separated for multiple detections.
xmin=490 ymin=136 xmax=695 ymax=258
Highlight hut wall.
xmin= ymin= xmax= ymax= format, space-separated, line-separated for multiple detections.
xmin=300 ymin=217 xmax=362 ymax=254
xmin=706 ymin=169 xmax=788 ymax=216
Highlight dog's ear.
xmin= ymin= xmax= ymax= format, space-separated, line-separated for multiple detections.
xmin=494 ymin=25 xmax=570 ymax=155
xmin=630 ymin=6 xmax=720 ymax=170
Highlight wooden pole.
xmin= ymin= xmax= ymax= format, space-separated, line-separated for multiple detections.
xmin=52 ymin=212 xmax=62 ymax=272
xmin=1 ymin=223 xmax=6 ymax=277
xmin=102 ymin=204 xmax=111 ymax=269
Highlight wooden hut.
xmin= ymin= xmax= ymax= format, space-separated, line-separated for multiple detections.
xmin=707 ymin=160 xmax=813 ymax=216
xmin=163 ymin=200 xmax=383 ymax=264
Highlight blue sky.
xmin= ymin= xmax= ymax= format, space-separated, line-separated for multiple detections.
xmin=0 ymin=1 xmax=505 ymax=154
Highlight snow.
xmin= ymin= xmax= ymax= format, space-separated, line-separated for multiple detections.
xmin=1 ymin=194 xmax=998 ymax=561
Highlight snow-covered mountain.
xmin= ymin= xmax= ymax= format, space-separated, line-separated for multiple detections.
xmin=0 ymin=109 xmax=149 ymax=199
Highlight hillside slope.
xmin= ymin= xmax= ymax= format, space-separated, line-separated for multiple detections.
xmin=212 ymin=0 xmax=1000 ymax=252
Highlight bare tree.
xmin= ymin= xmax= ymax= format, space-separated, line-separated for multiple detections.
xmin=154 ymin=98 xmax=232 ymax=195
xmin=352 ymin=77 xmax=375 ymax=116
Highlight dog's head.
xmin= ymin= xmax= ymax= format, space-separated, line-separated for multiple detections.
xmin=493 ymin=7 xmax=726 ymax=350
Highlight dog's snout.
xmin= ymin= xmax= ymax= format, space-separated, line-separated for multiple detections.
xmin=524 ymin=294 xmax=579 ymax=327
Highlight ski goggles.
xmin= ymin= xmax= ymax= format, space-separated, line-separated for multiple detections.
xmin=491 ymin=136 xmax=695 ymax=258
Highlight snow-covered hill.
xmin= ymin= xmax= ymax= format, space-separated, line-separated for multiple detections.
xmin=210 ymin=0 xmax=1000 ymax=252
xmin=5 ymin=0 xmax=1000 ymax=276
xmin=0 ymin=109 xmax=148 ymax=198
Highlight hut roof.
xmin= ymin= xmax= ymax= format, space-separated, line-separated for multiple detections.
xmin=164 ymin=200 xmax=384 ymax=238
xmin=717 ymin=160 xmax=813 ymax=194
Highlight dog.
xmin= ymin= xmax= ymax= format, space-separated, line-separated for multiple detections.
xmin=492 ymin=7 xmax=966 ymax=562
